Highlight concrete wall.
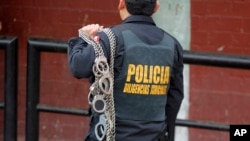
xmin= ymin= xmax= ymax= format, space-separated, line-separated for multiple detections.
xmin=153 ymin=0 xmax=190 ymax=141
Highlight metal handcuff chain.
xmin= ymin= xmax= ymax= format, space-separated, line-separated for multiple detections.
xmin=78 ymin=28 xmax=116 ymax=141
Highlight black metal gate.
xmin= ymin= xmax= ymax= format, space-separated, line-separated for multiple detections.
xmin=25 ymin=38 xmax=250 ymax=141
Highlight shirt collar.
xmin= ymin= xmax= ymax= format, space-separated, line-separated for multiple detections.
xmin=122 ymin=15 xmax=156 ymax=26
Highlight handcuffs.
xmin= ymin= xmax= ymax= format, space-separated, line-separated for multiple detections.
xmin=79 ymin=28 xmax=116 ymax=141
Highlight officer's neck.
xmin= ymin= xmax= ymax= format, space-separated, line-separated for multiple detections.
xmin=119 ymin=7 xmax=131 ymax=20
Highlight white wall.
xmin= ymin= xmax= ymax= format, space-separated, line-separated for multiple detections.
xmin=153 ymin=0 xmax=190 ymax=141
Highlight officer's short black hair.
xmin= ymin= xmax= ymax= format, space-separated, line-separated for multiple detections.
xmin=125 ymin=0 xmax=157 ymax=16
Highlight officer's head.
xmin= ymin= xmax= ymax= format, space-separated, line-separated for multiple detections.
xmin=118 ymin=0 xmax=160 ymax=19
xmin=125 ymin=0 xmax=158 ymax=16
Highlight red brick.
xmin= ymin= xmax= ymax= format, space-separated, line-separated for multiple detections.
xmin=67 ymin=0 xmax=94 ymax=10
xmin=206 ymin=1 xmax=234 ymax=17
xmin=17 ymin=121 xmax=26 ymax=137
xmin=191 ymin=1 xmax=208 ymax=16
xmin=232 ymin=2 xmax=250 ymax=17
xmin=189 ymin=91 xmax=230 ymax=122
xmin=189 ymin=129 xmax=229 ymax=141
xmin=22 ymin=7 xmax=41 ymax=23
xmin=231 ymin=33 xmax=250 ymax=47
xmin=218 ymin=46 xmax=250 ymax=55
xmin=0 ymin=7 xmax=3 ymax=19
xmin=191 ymin=31 xmax=209 ymax=46
xmin=207 ymin=32 xmax=234 ymax=47
xmin=2 ymin=6 xmax=23 ymax=22
xmin=243 ymin=19 xmax=250 ymax=32
xmin=200 ymin=17 xmax=242 ymax=33
xmin=39 ymin=113 xmax=89 ymax=141
xmin=40 ymin=79 xmax=90 ymax=108
xmin=190 ymin=65 xmax=250 ymax=128
xmin=33 ymin=0 xmax=53 ymax=8
xmin=190 ymin=16 xmax=207 ymax=32
xmin=228 ymin=94 xmax=250 ymax=123
xmin=0 ymin=0 xmax=33 ymax=6
xmin=50 ymin=0 xmax=71 ymax=9
xmin=54 ymin=9 xmax=85 ymax=24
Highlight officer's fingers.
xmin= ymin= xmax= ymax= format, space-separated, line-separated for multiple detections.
xmin=92 ymin=24 xmax=101 ymax=33
xmin=82 ymin=24 xmax=100 ymax=37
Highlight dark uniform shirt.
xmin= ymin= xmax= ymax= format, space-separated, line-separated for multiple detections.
xmin=68 ymin=15 xmax=184 ymax=141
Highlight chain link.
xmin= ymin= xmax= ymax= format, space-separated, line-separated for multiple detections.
xmin=102 ymin=28 xmax=116 ymax=141
xmin=79 ymin=28 xmax=116 ymax=141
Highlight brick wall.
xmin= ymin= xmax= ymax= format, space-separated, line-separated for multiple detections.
xmin=0 ymin=0 xmax=120 ymax=140
xmin=0 ymin=0 xmax=250 ymax=141
xmin=190 ymin=0 xmax=250 ymax=141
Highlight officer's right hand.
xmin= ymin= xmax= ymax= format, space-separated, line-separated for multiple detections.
xmin=80 ymin=24 xmax=103 ymax=38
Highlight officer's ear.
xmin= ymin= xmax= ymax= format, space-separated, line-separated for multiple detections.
xmin=118 ymin=0 xmax=125 ymax=10
xmin=153 ymin=0 xmax=160 ymax=13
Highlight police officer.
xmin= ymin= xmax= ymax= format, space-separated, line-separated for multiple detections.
xmin=67 ymin=0 xmax=184 ymax=141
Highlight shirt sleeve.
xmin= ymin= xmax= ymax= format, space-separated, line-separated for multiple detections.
xmin=67 ymin=37 xmax=96 ymax=79
xmin=166 ymin=40 xmax=184 ymax=141
xmin=67 ymin=32 xmax=110 ymax=79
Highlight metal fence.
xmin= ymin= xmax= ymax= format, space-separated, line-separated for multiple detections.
xmin=25 ymin=38 xmax=250 ymax=141
xmin=1 ymin=38 xmax=250 ymax=140
xmin=0 ymin=37 xmax=18 ymax=141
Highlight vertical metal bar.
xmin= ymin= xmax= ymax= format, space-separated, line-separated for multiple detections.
xmin=4 ymin=38 xmax=18 ymax=141
xmin=0 ymin=37 xmax=18 ymax=141
xmin=25 ymin=40 xmax=40 ymax=141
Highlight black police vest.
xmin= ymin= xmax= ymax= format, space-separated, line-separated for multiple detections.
xmin=114 ymin=30 xmax=175 ymax=121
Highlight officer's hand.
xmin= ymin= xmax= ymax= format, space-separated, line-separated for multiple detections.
xmin=80 ymin=24 xmax=103 ymax=38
